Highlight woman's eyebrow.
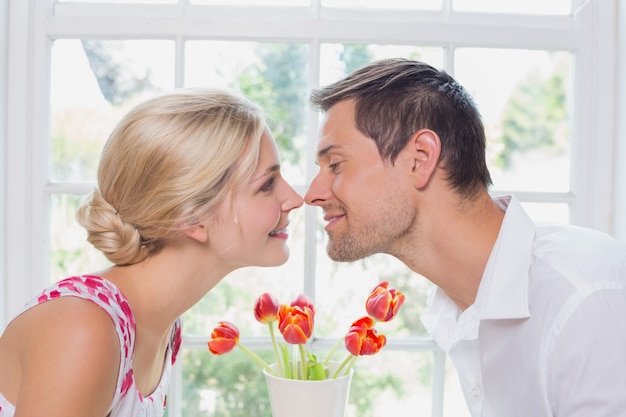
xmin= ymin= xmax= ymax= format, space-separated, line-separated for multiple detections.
xmin=251 ymin=164 xmax=280 ymax=183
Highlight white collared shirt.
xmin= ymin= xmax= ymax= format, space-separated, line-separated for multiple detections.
xmin=421 ymin=195 xmax=626 ymax=417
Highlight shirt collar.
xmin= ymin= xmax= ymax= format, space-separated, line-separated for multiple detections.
xmin=478 ymin=195 xmax=534 ymax=320
xmin=421 ymin=195 xmax=534 ymax=348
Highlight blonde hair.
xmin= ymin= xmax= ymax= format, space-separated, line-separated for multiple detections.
xmin=76 ymin=88 xmax=265 ymax=265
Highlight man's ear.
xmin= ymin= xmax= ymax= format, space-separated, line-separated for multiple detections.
xmin=409 ymin=129 xmax=441 ymax=189
xmin=184 ymin=223 xmax=209 ymax=243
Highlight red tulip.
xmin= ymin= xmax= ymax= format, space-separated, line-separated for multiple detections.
xmin=208 ymin=321 xmax=239 ymax=355
xmin=254 ymin=293 xmax=280 ymax=324
xmin=278 ymin=304 xmax=314 ymax=345
xmin=365 ymin=281 xmax=405 ymax=322
xmin=291 ymin=294 xmax=315 ymax=315
xmin=344 ymin=316 xmax=386 ymax=356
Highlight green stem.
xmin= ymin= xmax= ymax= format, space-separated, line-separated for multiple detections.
xmin=268 ymin=323 xmax=284 ymax=377
xmin=281 ymin=344 xmax=292 ymax=379
xmin=322 ymin=337 xmax=344 ymax=366
xmin=291 ymin=345 xmax=298 ymax=379
xmin=299 ymin=344 xmax=307 ymax=380
xmin=332 ymin=354 xmax=356 ymax=379
xmin=237 ymin=343 xmax=277 ymax=376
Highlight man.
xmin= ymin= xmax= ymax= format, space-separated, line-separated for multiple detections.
xmin=304 ymin=58 xmax=626 ymax=417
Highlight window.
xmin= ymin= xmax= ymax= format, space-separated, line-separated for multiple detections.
xmin=2 ymin=1 xmax=622 ymax=416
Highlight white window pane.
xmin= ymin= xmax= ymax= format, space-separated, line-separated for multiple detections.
xmin=50 ymin=194 xmax=111 ymax=282
xmin=320 ymin=43 xmax=444 ymax=86
xmin=322 ymin=0 xmax=441 ymax=10
xmin=453 ymin=0 xmax=571 ymax=15
xmin=50 ymin=39 xmax=175 ymax=182
xmin=185 ymin=40 xmax=309 ymax=186
xmin=454 ymin=48 xmax=573 ymax=193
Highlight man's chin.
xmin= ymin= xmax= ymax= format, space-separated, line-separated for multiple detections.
xmin=327 ymin=243 xmax=369 ymax=263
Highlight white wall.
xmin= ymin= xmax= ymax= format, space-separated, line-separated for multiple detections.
xmin=614 ymin=0 xmax=626 ymax=243
xmin=0 ymin=0 xmax=8 ymax=326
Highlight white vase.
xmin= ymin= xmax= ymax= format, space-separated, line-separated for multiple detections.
xmin=263 ymin=361 xmax=353 ymax=417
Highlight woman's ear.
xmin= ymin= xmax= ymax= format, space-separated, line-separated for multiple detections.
xmin=184 ymin=223 xmax=209 ymax=243
xmin=409 ymin=129 xmax=441 ymax=189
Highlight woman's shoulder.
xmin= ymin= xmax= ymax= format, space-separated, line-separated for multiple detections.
xmin=8 ymin=278 xmax=126 ymax=355
xmin=7 ymin=275 xmax=136 ymax=370
xmin=24 ymin=275 xmax=136 ymax=334
xmin=19 ymin=292 xmax=121 ymax=355
xmin=0 ymin=282 xmax=122 ymax=416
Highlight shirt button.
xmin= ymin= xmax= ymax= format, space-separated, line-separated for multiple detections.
xmin=469 ymin=385 xmax=481 ymax=398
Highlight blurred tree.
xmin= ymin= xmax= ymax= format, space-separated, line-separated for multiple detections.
xmin=182 ymin=350 xmax=273 ymax=417
xmin=51 ymin=108 xmax=118 ymax=181
xmin=494 ymin=58 xmax=570 ymax=169
xmin=238 ymin=43 xmax=309 ymax=166
xmin=81 ymin=40 xmax=157 ymax=105
xmin=340 ymin=44 xmax=373 ymax=75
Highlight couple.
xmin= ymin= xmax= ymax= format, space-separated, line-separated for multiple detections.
xmin=0 ymin=58 xmax=625 ymax=417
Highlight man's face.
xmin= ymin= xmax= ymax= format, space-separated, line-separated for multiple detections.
xmin=304 ymin=99 xmax=416 ymax=262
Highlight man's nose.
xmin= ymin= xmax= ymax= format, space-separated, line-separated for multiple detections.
xmin=304 ymin=174 xmax=330 ymax=206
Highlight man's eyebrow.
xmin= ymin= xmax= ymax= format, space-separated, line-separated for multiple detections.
xmin=317 ymin=144 xmax=340 ymax=158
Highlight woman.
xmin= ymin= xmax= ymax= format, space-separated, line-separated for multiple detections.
xmin=0 ymin=88 xmax=303 ymax=416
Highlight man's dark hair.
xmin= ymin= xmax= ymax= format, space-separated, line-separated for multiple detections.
xmin=310 ymin=58 xmax=492 ymax=197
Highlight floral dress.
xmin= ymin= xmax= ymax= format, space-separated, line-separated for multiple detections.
xmin=0 ymin=275 xmax=182 ymax=417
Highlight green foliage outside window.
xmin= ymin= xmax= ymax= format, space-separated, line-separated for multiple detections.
xmin=494 ymin=54 xmax=570 ymax=169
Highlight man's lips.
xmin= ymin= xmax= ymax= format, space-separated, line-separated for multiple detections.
xmin=323 ymin=213 xmax=345 ymax=229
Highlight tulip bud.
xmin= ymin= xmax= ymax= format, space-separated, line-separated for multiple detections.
xmin=365 ymin=281 xmax=405 ymax=322
xmin=254 ymin=292 xmax=280 ymax=324
xmin=291 ymin=294 xmax=315 ymax=314
xmin=208 ymin=321 xmax=240 ymax=355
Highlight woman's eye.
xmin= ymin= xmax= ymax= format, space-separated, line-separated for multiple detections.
xmin=260 ymin=177 xmax=275 ymax=192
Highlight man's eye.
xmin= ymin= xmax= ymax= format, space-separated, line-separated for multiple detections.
xmin=328 ymin=161 xmax=342 ymax=172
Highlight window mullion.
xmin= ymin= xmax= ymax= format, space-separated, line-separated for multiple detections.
xmin=569 ymin=0 xmax=615 ymax=231
xmin=432 ymin=350 xmax=446 ymax=417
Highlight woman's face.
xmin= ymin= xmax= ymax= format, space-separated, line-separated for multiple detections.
xmin=208 ymin=127 xmax=303 ymax=268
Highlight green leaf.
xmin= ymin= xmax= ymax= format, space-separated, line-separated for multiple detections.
xmin=307 ymin=360 xmax=327 ymax=380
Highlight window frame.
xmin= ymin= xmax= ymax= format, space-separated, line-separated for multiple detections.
xmin=1 ymin=1 xmax=623 ymax=415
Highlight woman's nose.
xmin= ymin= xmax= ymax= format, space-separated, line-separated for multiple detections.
xmin=283 ymin=183 xmax=304 ymax=211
